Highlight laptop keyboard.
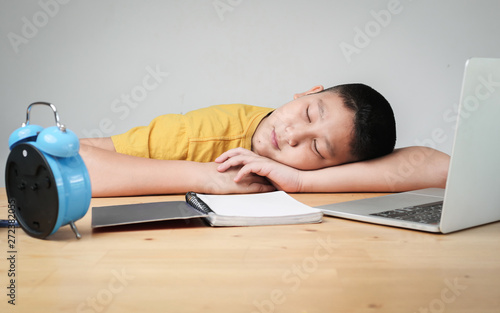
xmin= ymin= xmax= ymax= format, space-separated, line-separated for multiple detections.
xmin=370 ymin=201 xmax=443 ymax=225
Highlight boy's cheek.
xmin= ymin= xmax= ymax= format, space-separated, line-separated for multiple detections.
xmin=272 ymin=152 xmax=302 ymax=169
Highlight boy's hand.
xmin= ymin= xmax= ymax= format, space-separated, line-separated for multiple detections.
xmin=201 ymin=162 xmax=276 ymax=194
xmin=215 ymin=148 xmax=303 ymax=192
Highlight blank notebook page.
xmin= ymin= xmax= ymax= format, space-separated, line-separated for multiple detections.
xmin=197 ymin=191 xmax=320 ymax=217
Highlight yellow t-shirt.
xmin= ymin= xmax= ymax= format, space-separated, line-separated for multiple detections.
xmin=111 ymin=104 xmax=274 ymax=162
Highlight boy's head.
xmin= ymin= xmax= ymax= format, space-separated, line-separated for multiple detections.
xmin=251 ymin=83 xmax=396 ymax=170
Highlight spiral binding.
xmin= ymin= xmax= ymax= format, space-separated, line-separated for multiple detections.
xmin=185 ymin=192 xmax=214 ymax=215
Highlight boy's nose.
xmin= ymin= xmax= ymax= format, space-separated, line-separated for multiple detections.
xmin=285 ymin=125 xmax=307 ymax=147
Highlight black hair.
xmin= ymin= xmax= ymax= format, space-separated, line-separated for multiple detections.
xmin=324 ymin=83 xmax=396 ymax=162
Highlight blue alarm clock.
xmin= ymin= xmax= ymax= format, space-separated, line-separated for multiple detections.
xmin=5 ymin=102 xmax=91 ymax=239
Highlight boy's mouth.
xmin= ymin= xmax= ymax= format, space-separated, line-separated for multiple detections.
xmin=271 ymin=128 xmax=280 ymax=150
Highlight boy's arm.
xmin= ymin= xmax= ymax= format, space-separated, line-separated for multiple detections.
xmin=79 ymin=139 xmax=274 ymax=197
xmin=81 ymin=137 xmax=116 ymax=151
xmin=215 ymin=147 xmax=450 ymax=193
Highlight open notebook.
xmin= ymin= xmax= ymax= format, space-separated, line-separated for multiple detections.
xmin=91 ymin=191 xmax=322 ymax=228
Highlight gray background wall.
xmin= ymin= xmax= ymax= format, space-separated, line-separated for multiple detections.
xmin=1 ymin=0 xmax=499 ymax=187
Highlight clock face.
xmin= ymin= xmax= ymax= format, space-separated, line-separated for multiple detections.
xmin=5 ymin=143 xmax=59 ymax=239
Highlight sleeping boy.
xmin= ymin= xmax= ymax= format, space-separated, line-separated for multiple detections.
xmin=80 ymin=83 xmax=449 ymax=197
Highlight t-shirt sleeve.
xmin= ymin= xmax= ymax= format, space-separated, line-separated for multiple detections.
xmin=111 ymin=113 xmax=188 ymax=160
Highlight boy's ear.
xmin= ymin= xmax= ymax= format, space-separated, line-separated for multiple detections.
xmin=293 ymin=85 xmax=324 ymax=100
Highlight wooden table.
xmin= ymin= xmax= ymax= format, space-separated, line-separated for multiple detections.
xmin=1 ymin=188 xmax=499 ymax=313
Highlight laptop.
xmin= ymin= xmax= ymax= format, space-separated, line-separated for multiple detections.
xmin=318 ymin=58 xmax=500 ymax=233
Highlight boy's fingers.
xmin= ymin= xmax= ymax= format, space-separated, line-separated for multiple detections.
xmin=217 ymin=154 xmax=257 ymax=172
xmin=234 ymin=164 xmax=260 ymax=182
xmin=233 ymin=167 xmax=249 ymax=182
xmin=215 ymin=148 xmax=253 ymax=163
xmin=217 ymin=158 xmax=242 ymax=172
xmin=214 ymin=152 xmax=232 ymax=163
xmin=216 ymin=162 xmax=229 ymax=172
xmin=214 ymin=156 xmax=226 ymax=163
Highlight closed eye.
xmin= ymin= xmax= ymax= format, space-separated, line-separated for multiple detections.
xmin=306 ymin=106 xmax=311 ymax=122
xmin=313 ymin=139 xmax=324 ymax=159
